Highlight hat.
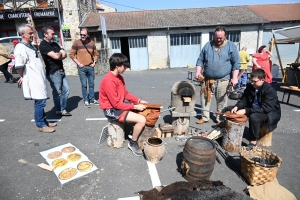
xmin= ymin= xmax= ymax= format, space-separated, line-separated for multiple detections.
xmin=13 ymin=40 xmax=19 ymax=46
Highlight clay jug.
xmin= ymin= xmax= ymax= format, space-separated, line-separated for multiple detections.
xmin=143 ymin=137 xmax=166 ymax=164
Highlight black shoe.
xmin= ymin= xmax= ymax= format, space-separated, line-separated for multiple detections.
xmin=128 ymin=140 xmax=143 ymax=156
xmin=90 ymin=100 xmax=99 ymax=105
xmin=246 ymin=143 xmax=257 ymax=151
xmin=61 ymin=110 xmax=72 ymax=116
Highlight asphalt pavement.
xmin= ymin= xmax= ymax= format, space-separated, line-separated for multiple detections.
xmin=0 ymin=68 xmax=299 ymax=199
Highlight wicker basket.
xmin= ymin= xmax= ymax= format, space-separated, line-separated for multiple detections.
xmin=239 ymin=146 xmax=282 ymax=185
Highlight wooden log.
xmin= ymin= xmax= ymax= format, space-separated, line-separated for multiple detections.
xmin=107 ymin=120 xmax=125 ymax=148
xmin=257 ymin=123 xmax=272 ymax=147
xmin=222 ymin=119 xmax=246 ymax=152
xmin=172 ymin=117 xmax=190 ymax=136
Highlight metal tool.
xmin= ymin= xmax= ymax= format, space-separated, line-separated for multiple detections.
xmin=160 ymin=107 xmax=176 ymax=113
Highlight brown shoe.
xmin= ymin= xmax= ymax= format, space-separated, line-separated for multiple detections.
xmin=37 ymin=126 xmax=55 ymax=133
xmin=216 ymin=121 xmax=226 ymax=128
xmin=196 ymin=119 xmax=208 ymax=124
xmin=47 ymin=122 xmax=57 ymax=127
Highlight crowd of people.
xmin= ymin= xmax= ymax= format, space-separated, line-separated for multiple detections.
xmin=0 ymin=24 xmax=281 ymax=155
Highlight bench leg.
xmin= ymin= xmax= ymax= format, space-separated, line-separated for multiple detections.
xmin=287 ymin=91 xmax=291 ymax=104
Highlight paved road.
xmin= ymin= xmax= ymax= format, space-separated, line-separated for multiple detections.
xmin=0 ymin=68 xmax=299 ymax=199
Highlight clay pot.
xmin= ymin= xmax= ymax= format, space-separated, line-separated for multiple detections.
xmin=143 ymin=137 xmax=166 ymax=164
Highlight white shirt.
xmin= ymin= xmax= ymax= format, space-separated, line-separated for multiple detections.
xmin=14 ymin=43 xmax=49 ymax=100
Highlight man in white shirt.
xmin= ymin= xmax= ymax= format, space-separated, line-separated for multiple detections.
xmin=14 ymin=24 xmax=56 ymax=133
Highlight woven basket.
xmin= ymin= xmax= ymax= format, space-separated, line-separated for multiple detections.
xmin=239 ymin=146 xmax=282 ymax=185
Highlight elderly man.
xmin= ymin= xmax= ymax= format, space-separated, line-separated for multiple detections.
xmin=14 ymin=24 xmax=56 ymax=133
xmin=195 ymin=26 xmax=240 ymax=127
xmin=39 ymin=26 xmax=71 ymax=116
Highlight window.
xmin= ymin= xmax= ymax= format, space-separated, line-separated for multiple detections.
xmin=110 ymin=37 xmax=120 ymax=49
xmin=209 ymin=30 xmax=241 ymax=42
xmin=170 ymin=33 xmax=201 ymax=46
xmin=129 ymin=36 xmax=147 ymax=48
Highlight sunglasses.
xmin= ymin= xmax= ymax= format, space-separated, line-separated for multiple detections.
xmin=80 ymin=34 xmax=87 ymax=37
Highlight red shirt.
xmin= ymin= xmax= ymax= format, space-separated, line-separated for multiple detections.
xmin=99 ymin=72 xmax=139 ymax=110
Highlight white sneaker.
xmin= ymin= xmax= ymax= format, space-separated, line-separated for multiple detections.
xmin=84 ymin=101 xmax=91 ymax=108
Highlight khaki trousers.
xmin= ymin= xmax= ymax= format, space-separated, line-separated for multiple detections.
xmin=200 ymin=79 xmax=229 ymax=122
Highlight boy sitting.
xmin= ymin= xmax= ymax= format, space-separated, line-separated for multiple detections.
xmin=99 ymin=53 xmax=148 ymax=156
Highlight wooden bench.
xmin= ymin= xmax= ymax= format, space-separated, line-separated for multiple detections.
xmin=280 ymin=86 xmax=300 ymax=104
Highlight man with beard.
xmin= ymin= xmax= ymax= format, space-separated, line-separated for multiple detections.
xmin=40 ymin=26 xmax=71 ymax=116
xmin=194 ymin=26 xmax=240 ymax=127
xmin=69 ymin=28 xmax=99 ymax=108
xmin=14 ymin=24 xmax=56 ymax=133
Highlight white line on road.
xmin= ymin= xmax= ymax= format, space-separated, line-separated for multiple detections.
xmin=117 ymin=197 xmax=139 ymax=200
xmin=294 ymin=110 xmax=300 ymax=111
xmin=147 ymin=161 xmax=161 ymax=188
xmin=0 ymin=119 xmax=5 ymax=122
xmin=31 ymin=119 xmax=62 ymax=122
xmin=86 ymin=118 xmax=107 ymax=121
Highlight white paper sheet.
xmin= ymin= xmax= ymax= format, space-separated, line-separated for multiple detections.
xmin=40 ymin=143 xmax=98 ymax=184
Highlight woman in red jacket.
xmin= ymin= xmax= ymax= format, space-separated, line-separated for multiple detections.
xmin=252 ymin=45 xmax=273 ymax=84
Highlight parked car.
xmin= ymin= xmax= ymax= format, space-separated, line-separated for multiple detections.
xmin=0 ymin=36 xmax=22 ymax=44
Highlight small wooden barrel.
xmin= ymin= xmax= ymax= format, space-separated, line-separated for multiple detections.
xmin=107 ymin=120 xmax=125 ymax=148
xmin=222 ymin=119 xmax=246 ymax=152
xmin=143 ymin=137 xmax=166 ymax=164
xmin=181 ymin=137 xmax=216 ymax=181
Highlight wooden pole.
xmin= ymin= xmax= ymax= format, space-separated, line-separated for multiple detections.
xmin=273 ymin=33 xmax=285 ymax=76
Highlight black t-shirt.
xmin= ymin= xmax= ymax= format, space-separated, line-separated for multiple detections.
xmin=39 ymin=40 xmax=64 ymax=75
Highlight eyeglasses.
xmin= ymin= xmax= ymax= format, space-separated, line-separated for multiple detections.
xmin=250 ymin=79 xmax=260 ymax=84
xmin=80 ymin=34 xmax=87 ymax=37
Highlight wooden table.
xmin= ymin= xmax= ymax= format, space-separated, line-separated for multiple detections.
xmin=280 ymin=86 xmax=300 ymax=104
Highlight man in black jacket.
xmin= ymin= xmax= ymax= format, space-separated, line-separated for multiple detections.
xmin=230 ymin=69 xmax=281 ymax=150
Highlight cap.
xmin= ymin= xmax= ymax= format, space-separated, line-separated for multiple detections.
xmin=13 ymin=40 xmax=19 ymax=46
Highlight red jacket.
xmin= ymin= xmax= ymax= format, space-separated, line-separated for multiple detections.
xmin=99 ymin=72 xmax=139 ymax=110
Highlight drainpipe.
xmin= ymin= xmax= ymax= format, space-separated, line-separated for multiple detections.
xmin=167 ymin=27 xmax=170 ymax=68
xmin=256 ymin=23 xmax=264 ymax=51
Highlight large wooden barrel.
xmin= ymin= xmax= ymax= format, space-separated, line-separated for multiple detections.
xmin=181 ymin=136 xmax=216 ymax=181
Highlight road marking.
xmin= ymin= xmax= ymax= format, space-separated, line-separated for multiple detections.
xmin=0 ymin=119 xmax=5 ymax=122
xmin=86 ymin=118 xmax=107 ymax=121
xmin=294 ymin=110 xmax=300 ymax=111
xmin=117 ymin=197 xmax=139 ymax=200
xmin=147 ymin=161 xmax=161 ymax=188
xmin=31 ymin=119 xmax=61 ymax=122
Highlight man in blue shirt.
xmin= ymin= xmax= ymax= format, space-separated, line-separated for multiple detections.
xmin=195 ymin=26 xmax=240 ymax=126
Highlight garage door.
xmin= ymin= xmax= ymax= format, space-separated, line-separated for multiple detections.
xmin=170 ymin=33 xmax=201 ymax=68
xmin=128 ymin=36 xmax=148 ymax=71
xmin=110 ymin=37 xmax=121 ymax=54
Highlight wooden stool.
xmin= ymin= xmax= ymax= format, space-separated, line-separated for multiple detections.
xmin=107 ymin=120 xmax=125 ymax=148
xmin=257 ymin=123 xmax=272 ymax=147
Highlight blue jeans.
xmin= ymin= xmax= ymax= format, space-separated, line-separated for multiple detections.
xmin=34 ymin=100 xmax=47 ymax=127
xmin=238 ymin=70 xmax=247 ymax=87
xmin=78 ymin=66 xmax=96 ymax=102
xmin=47 ymin=71 xmax=70 ymax=112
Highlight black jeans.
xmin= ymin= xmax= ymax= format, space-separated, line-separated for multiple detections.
xmin=0 ymin=62 xmax=13 ymax=81
xmin=248 ymin=113 xmax=268 ymax=141
xmin=225 ymin=106 xmax=268 ymax=141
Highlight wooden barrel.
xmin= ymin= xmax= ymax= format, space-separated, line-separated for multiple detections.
xmin=181 ymin=136 xmax=216 ymax=181
xmin=222 ymin=119 xmax=246 ymax=152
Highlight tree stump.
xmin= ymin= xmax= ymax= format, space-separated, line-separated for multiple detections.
xmin=222 ymin=119 xmax=246 ymax=152
xmin=107 ymin=120 xmax=125 ymax=148
xmin=257 ymin=123 xmax=272 ymax=147
xmin=172 ymin=117 xmax=190 ymax=136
